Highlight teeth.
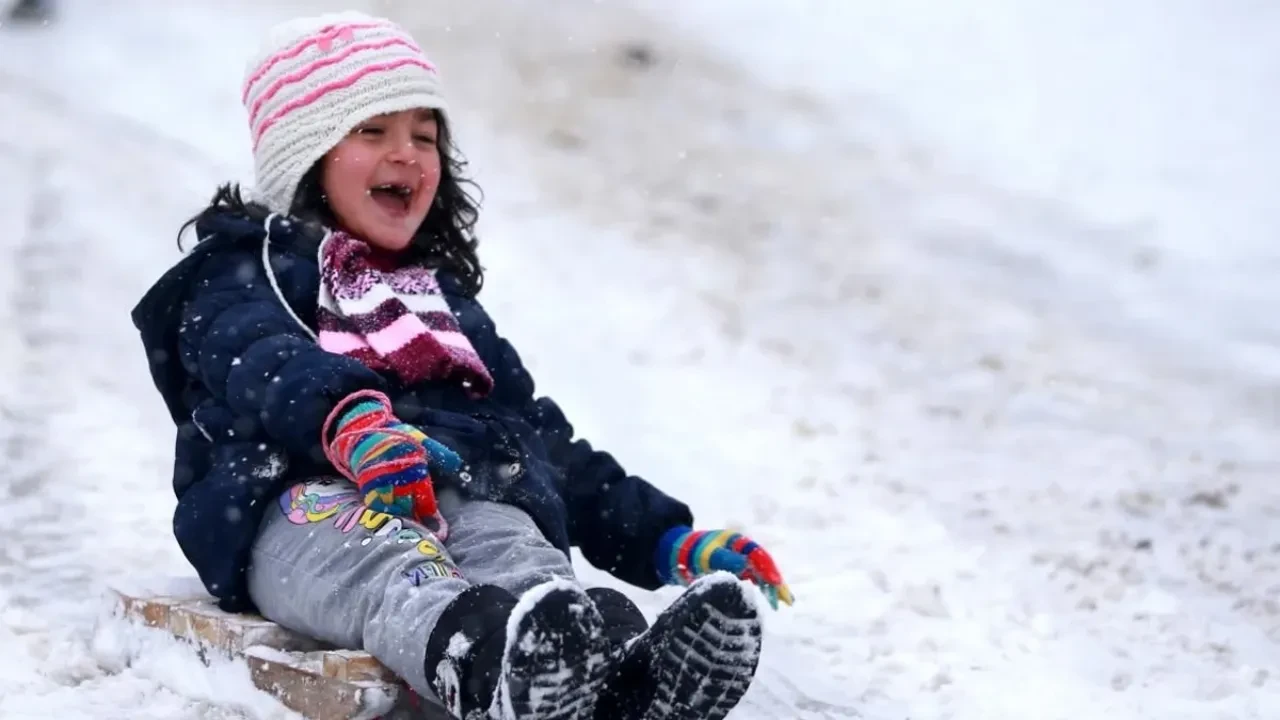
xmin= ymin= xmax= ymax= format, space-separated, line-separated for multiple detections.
xmin=372 ymin=184 xmax=411 ymax=197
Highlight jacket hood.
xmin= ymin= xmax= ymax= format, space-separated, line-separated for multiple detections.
xmin=130 ymin=208 xmax=319 ymax=424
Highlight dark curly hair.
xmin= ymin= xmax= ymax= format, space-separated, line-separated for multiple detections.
xmin=177 ymin=110 xmax=485 ymax=297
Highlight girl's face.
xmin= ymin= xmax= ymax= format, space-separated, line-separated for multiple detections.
xmin=321 ymin=108 xmax=442 ymax=252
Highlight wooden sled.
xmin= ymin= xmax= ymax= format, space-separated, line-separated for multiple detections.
xmin=106 ymin=586 xmax=452 ymax=720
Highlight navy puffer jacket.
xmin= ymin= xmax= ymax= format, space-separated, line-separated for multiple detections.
xmin=131 ymin=205 xmax=694 ymax=612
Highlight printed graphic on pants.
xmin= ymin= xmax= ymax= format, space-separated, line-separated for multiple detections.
xmin=280 ymin=477 xmax=463 ymax=584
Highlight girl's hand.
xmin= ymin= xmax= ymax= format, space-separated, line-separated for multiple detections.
xmin=656 ymin=526 xmax=794 ymax=610
xmin=323 ymin=389 xmax=453 ymax=538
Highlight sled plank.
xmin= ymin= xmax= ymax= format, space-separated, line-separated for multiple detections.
xmin=244 ymin=650 xmax=398 ymax=720
xmin=114 ymin=592 xmax=325 ymax=654
xmin=108 ymin=588 xmax=450 ymax=720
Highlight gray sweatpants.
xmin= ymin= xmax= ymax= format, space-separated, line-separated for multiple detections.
xmin=246 ymin=477 xmax=577 ymax=699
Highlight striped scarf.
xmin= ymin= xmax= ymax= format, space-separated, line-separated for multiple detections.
xmin=316 ymin=230 xmax=494 ymax=395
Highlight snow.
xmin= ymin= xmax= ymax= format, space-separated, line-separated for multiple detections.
xmin=1 ymin=1 xmax=1279 ymax=719
xmin=630 ymin=0 xmax=1280 ymax=380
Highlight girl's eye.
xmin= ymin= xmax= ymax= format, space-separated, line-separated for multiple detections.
xmin=414 ymin=134 xmax=437 ymax=145
xmin=356 ymin=126 xmax=384 ymax=136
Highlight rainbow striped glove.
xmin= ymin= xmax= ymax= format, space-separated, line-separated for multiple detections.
xmin=656 ymin=526 xmax=795 ymax=609
xmin=322 ymin=390 xmax=461 ymax=538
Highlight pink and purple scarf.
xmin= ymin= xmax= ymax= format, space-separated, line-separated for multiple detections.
xmin=316 ymin=231 xmax=494 ymax=396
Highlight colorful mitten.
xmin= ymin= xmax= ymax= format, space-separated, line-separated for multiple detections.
xmin=656 ymin=526 xmax=795 ymax=609
xmin=421 ymin=435 xmax=464 ymax=480
xmin=322 ymin=389 xmax=452 ymax=537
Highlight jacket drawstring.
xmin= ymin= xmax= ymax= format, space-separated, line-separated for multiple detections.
xmin=261 ymin=212 xmax=318 ymax=340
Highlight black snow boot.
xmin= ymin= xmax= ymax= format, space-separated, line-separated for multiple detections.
xmin=585 ymin=587 xmax=650 ymax=647
xmin=591 ymin=574 xmax=763 ymax=720
xmin=425 ymin=579 xmax=610 ymax=720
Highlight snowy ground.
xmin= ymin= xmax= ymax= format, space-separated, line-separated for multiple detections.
xmin=1 ymin=1 xmax=1278 ymax=718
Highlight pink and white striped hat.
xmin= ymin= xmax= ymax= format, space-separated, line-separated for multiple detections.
xmin=241 ymin=11 xmax=447 ymax=215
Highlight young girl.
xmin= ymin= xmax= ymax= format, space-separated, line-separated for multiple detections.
xmin=131 ymin=12 xmax=793 ymax=720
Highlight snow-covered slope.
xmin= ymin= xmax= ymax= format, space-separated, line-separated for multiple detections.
xmin=633 ymin=0 xmax=1280 ymax=379
xmin=0 ymin=1 xmax=1277 ymax=718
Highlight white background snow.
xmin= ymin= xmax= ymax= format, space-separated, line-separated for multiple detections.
xmin=1 ymin=0 xmax=1278 ymax=718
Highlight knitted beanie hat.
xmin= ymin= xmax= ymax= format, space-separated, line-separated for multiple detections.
xmin=241 ymin=11 xmax=448 ymax=215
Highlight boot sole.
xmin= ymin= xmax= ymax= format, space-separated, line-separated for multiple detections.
xmin=642 ymin=574 xmax=763 ymax=720
xmin=494 ymin=580 xmax=609 ymax=720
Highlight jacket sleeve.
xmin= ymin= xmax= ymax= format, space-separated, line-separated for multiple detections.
xmin=177 ymin=247 xmax=387 ymax=462
xmin=490 ymin=333 xmax=694 ymax=590
xmin=172 ymin=428 xmax=287 ymax=612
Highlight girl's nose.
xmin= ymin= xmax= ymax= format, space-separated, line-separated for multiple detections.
xmin=386 ymin=138 xmax=418 ymax=165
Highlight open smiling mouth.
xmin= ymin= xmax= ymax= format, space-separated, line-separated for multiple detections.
xmin=369 ymin=183 xmax=413 ymax=215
